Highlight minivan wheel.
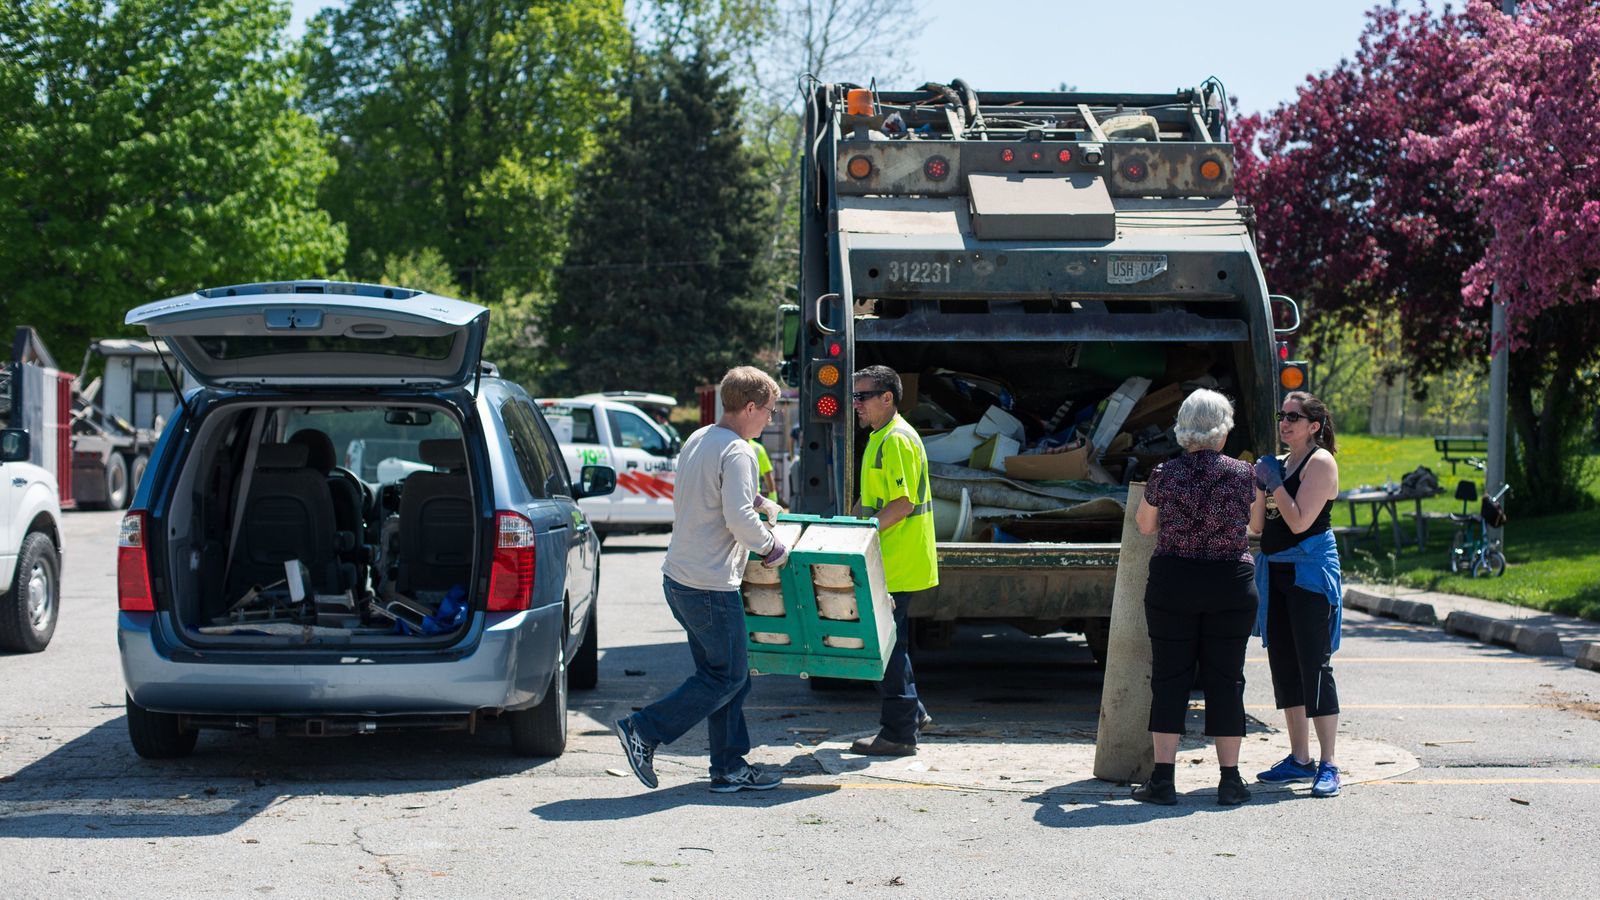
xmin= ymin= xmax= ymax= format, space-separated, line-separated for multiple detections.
xmin=570 ymin=589 xmax=599 ymax=690
xmin=0 ymin=532 xmax=59 ymax=653
xmin=126 ymin=694 xmax=198 ymax=759
xmin=509 ymin=648 xmax=568 ymax=757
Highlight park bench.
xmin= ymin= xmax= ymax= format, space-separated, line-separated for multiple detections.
xmin=1433 ymin=434 xmax=1488 ymax=474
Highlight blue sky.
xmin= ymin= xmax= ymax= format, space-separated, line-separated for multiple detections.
xmin=287 ymin=0 xmax=1444 ymax=116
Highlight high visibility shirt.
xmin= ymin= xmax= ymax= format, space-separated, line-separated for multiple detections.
xmin=858 ymin=413 xmax=938 ymax=593
xmin=749 ymin=438 xmax=778 ymax=502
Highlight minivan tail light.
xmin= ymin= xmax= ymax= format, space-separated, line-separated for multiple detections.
xmin=118 ymin=511 xmax=155 ymax=612
xmin=486 ymin=511 xmax=536 ymax=612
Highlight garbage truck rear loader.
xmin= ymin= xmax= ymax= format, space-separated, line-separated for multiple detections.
xmin=784 ymin=81 xmax=1304 ymax=664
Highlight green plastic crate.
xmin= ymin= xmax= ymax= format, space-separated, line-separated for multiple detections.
xmin=742 ymin=514 xmax=896 ymax=681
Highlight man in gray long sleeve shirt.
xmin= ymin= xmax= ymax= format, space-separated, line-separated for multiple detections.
xmin=614 ymin=367 xmax=788 ymax=793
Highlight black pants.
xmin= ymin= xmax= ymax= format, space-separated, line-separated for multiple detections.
xmin=1265 ymin=564 xmax=1340 ymax=717
xmin=877 ymin=589 xmax=930 ymax=745
xmin=1143 ymin=557 xmax=1258 ymax=737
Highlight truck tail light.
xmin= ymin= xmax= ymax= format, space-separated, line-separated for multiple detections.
xmin=486 ymin=511 xmax=536 ymax=611
xmin=117 ymin=511 xmax=154 ymax=612
xmin=1280 ymin=362 xmax=1308 ymax=390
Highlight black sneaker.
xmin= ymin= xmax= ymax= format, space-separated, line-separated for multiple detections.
xmin=709 ymin=764 xmax=783 ymax=793
xmin=1217 ymin=775 xmax=1252 ymax=806
xmin=614 ymin=716 xmax=658 ymax=789
xmin=918 ymin=711 xmax=934 ymax=732
xmin=1131 ymin=778 xmax=1177 ymax=805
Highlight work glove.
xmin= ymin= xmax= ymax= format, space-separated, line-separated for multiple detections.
xmin=760 ymin=500 xmax=786 ymax=527
xmin=1254 ymin=456 xmax=1284 ymax=493
xmin=760 ymin=536 xmax=790 ymax=569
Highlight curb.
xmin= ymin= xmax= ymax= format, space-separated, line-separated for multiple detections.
xmin=1342 ymin=586 xmax=1437 ymax=625
xmin=1443 ymin=610 xmax=1565 ymax=657
xmin=1578 ymin=642 xmax=1600 ymax=673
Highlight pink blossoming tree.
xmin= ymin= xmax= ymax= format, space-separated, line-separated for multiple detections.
xmin=1237 ymin=0 xmax=1600 ymax=512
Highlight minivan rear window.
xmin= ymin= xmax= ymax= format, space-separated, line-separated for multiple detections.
xmin=193 ymin=334 xmax=454 ymax=360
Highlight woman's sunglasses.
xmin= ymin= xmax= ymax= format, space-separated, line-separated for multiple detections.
xmin=1276 ymin=411 xmax=1314 ymax=423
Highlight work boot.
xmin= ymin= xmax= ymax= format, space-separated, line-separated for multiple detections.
xmin=849 ymin=734 xmax=917 ymax=757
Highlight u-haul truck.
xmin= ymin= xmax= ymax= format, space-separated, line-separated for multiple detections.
xmin=537 ymin=396 xmax=678 ymax=540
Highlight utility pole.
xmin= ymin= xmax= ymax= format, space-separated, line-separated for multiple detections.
xmin=1486 ymin=0 xmax=1516 ymax=543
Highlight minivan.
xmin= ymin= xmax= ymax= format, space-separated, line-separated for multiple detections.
xmin=116 ymin=281 xmax=613 ymax=758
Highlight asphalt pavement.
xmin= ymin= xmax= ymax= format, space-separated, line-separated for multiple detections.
xmin=1 ymin=511 xmax=1597 ymax=898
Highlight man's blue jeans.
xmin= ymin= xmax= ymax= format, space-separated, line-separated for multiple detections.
xmin=632 ymin=577 xmax=753 ymax=777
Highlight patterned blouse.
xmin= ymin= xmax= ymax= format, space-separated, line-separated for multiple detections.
xmin=1144 ymin=450 xmax=1256 ymax=563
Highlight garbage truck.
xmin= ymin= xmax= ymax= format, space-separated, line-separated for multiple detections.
xmin=782 ymin=80 xmax=1307 ymax=665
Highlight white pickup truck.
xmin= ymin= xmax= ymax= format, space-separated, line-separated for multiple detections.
xmin=536 ymin=396 xmax=679 ymax=540
xmin=0 ymin=426 xmax=64 ymax=652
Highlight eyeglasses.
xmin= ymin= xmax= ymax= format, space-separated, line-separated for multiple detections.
xmin=850 ymin=389 xmax=889 ymax=402
xmin=1276 ymin=411 xmax=1313 ymax=423
xmin=757 ymin=405 xmax=776 ymax=418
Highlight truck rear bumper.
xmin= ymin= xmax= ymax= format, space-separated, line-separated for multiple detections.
xmin=906 ymin=542 xmax=1119 ymax=620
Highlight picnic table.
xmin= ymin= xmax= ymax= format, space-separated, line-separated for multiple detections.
xmin=1433 ymin=434 xmax=1488 ymax=474
xmin=1335 ymin=485 xmax=1444 ymax=555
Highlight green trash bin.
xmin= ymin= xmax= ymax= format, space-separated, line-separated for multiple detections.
xmin=742 ymin=515 xmax=896 ymax=681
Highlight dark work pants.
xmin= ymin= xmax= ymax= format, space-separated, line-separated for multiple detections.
xmin=1143 ymin=557 xmax=1258 ymax=736
xmin=1266 ymin=564 xmax=1340 ymax=718
xmin=877 ymin=589 xmax=929 ymax=745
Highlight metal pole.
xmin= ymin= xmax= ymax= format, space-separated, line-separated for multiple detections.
xmin=1487 ymin=299 xmax=1507 ymax=544
xmin=1487 ymin=0 xmax=1516 ymax=544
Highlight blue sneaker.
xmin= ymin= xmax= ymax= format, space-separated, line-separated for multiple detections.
xmin=1257 ymin=754 xmax=1317 ymax=784
xmin=1311 ymin=762 xmax=1342 ymax=798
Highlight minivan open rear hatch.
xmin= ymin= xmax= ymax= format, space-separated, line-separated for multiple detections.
xmin=125 ymin=281 xmax=489 ymax=390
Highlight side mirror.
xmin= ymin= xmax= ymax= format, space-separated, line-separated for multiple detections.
xmin=578 ymin=464 xmax=616 ymax=498
xmin=778 ymin=303 xmax=801 ymax=357
xmin=0 ymin=428 xmax=29 ymax=463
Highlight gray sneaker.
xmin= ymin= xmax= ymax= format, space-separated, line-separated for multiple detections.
xmin=614 ymin=716 xmax=659 ymax=789
xmin=709 ymin=764 xmax=783 ymax=793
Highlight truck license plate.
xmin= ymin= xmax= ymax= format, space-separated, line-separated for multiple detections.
xmin=1107 ymin=254 xmax=1167 ymax=284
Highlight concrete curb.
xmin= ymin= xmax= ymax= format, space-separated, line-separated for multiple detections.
xmin=1443 ymin=610 xmax=1565 ymax=657
xmin=1577 ymin=642 xmax=1600 ymax=673
xmin=1343 ymin=586 xmax=1438 ymax=625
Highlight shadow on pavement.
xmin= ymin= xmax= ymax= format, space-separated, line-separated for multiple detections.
xmin=1023 ymin=776 xmax=1301 ymax=827
xmin=530 ymin=774 xmax=830 ymax=822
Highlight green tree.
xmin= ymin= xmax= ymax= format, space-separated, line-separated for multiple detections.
xmin=545 ymin=45 xmax=771 ymax=400
xmin=299 ymin=0 xmax=630 ymax=303
xmin=0 ymin=0 xmax=345 ymax=361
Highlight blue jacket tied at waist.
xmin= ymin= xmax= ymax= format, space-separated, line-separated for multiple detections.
xmin=1253 ymin=530 xmax=1344 ymax=652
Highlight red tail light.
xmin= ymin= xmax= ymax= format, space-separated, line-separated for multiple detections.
xmin=118 ymin=512 xmax=154 ymax=612
xmin=486 ymin=511 xmax=536 ymax=611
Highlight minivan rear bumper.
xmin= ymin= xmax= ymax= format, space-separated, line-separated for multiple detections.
xmin=117 ymin=606 xmax=561 ymax=716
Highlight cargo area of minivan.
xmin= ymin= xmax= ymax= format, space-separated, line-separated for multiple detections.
xmin=855 ymin=323 xmax=1259 ymax=545
xmin=155 ymin=400 xmax=481 ymax=647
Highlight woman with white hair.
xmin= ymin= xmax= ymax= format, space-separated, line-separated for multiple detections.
xmin=1130 ymin=388 xmax=1266 ymax=806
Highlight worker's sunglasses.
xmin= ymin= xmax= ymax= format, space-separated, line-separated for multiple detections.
xmin=1276 ymin=411 xmax=1314 ymax=423
xmin=851 ymin=389 xmax=889 ymax=402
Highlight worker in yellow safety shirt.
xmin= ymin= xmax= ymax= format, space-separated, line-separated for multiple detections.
xmin=749 ymin=438 xmax=778 ymax=503
xmin=847 ymin=365 xmax=937 ymax=756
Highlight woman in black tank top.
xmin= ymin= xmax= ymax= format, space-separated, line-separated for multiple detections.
xmin=1252 ymin=391 xmax=1346 ymax=797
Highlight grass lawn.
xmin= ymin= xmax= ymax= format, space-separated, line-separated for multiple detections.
xmin=1333 ymin=433 xmax=1600 ymax=621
